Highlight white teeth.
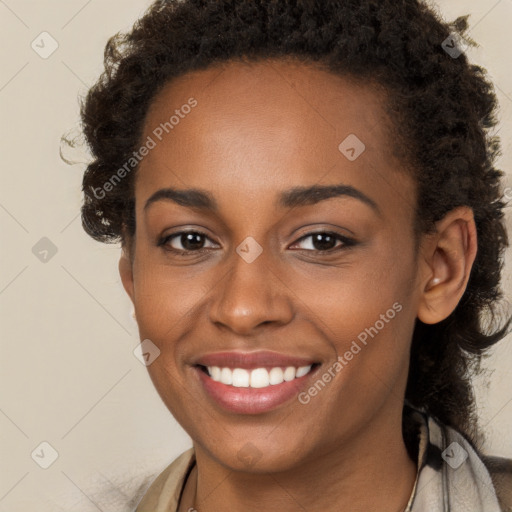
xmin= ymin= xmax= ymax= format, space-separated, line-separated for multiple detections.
xmin=296 ymin=365 xmax=311 ymax=378
xmin=283 ymin=366 xmax=296 ymax=381
xmin=206 ymin=365 xmax=313 ymax=388
xmin=250 ymin=368 xmax=270 ymax=388
xmin=210 ymin=366 xmax=221 ymax=381
xmin=232 ymin=368 xmax=250 ymax=387
xmin=220 ymin=367 xmax=232 ymax=385
xmin=268 ymin=367 xmax=284 ymax=385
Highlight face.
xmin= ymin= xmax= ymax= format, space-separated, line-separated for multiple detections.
xmin=122 ymin=59 xmax=423 ymax=473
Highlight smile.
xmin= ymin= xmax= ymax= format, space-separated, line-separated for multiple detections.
xmin=202 ymin=365 xmax=314 ymax=388
xmin=191 ymin=351 xmax=321 ymax=414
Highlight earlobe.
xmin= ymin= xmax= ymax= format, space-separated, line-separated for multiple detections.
xmin=119 ymin=247 xmax=135 ymax=304
xmin=417 ymin=207 xmax=478 ymax=325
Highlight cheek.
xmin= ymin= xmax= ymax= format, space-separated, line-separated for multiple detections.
xmin=131 ymin=259 xmax=212 ymax=338
xmin=316 ymin=285 xmax=411 ymax=386
xmin=130 ymin=261 xmax=211 ymax=419
xmin=304 ymin=252 xmax=413 ymax=343
xmin=306 ymin=248 xmax=417 ymax=400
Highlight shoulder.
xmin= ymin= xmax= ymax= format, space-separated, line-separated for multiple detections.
xmin=439 ymin=419 xmax=512 ymax=512
xmin=403 ymin=405 xmax=511 ymax=511
xmin=439 ymin=420 xmax=512 ymax=512
xmin=482 ymin=455 xmax=512 ymax=512
xmin=135 ymin=448 xmax=196 ymax=512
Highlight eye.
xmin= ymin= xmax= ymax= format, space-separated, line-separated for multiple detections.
xmin=158 ymin=231 xmax=218 ymax=253
xmin=158 ymin=229 xmax=356 ymax=255
xmin=289 ymin=231 xmax=355 ymax=252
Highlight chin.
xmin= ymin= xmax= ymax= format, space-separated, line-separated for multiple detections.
xmin=199 ymin=435 xmax=309 ymax=474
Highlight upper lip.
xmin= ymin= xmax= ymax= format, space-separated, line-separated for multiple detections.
xmin=193 ymin=351 xmax=318 ymax=370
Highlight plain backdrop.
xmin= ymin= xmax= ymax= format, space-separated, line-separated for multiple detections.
xmin=1 ymin=0 xmax=511 ymax=510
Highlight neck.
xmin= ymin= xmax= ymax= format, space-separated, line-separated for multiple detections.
xmin=179 ymin=408 xmax=417 ymax=512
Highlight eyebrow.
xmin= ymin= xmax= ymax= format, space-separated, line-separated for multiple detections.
xmin=144 ymin=188 xmax=217 ymax=211
xmin=280 ymin=184 xmax=380 ymax=213
xmin=144 ymin=183 xmax=380 ymax=215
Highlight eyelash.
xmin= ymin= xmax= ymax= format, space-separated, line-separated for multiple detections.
xmin=157 ymin=230 xmax=357 ymax=256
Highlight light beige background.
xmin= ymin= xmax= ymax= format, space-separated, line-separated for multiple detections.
xmin=0 ymin=0 xmax=511 ymax=510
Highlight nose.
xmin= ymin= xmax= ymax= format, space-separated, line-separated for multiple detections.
xmin=208 ymin=247 xmax=294 ymax=335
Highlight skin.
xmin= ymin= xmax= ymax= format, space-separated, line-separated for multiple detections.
xmin=119 ymin=58 xmax=477 ymax=512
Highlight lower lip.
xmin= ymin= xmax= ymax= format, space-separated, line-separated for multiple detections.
xmin=194 ymin=366 xmax=318 ymax=414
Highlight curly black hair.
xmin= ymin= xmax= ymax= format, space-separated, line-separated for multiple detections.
xmin=77 ymin=0 xmax=511 ymax=447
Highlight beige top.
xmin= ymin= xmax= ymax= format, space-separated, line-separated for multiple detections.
xmin=136 ymin=448 xmax=195 ymax=512
xmin=134 ymin=408 xmax=510 ymax=511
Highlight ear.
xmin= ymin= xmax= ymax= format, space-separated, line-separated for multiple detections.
xmin=417 ymin=206 xmax=478 ymax=324
xmin=119 ymin=245 xmax=135 ymax=305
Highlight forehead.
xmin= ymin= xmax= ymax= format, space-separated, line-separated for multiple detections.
xmin=136 ymin=58 xmax=413 ymax=217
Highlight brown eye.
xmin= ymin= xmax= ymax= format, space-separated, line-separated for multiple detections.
xmin=159 ymin=231 xmax=218 ymax=253
xmin=309 ymin=233 xmax=337 ymax=251
xmin=176 ymin=232 xmax=206 ymax=251
xmin=291 ymin=231 xmax=356 ymax=252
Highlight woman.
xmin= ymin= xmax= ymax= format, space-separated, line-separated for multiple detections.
xmin=77 ymin=0 xmax=512 ymax=510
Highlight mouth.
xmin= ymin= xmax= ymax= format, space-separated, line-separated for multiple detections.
xmin=196 ymin=363 xmax=319 ymax=388
xmin=192 ymin=355 xmax=321 ymax=414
